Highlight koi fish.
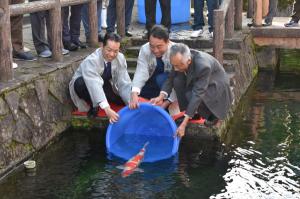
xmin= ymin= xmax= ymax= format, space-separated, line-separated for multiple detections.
xmin=117 ymin=141 xmax=149 ymax=178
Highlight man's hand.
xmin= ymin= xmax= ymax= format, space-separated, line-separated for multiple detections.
xmin=129 ymin=92 xmax=139 ymax=109
xmin=176 ymin=115 xmax=189 ymax=138
xmin=104 ymin=107 xmax=119 ymax=123
xmin=150 ymin=93 xmax=165 ymax=106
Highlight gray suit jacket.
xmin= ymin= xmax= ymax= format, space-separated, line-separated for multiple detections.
xmin=69 ymin=48 xmax=132 ymax=111
xmin=162 ymin=50 xmax=233 ymax=119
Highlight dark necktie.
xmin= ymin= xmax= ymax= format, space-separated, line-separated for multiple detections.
xmin=102 ymin=62 xmax=112 ymax=81
xmin=155 ymin=57 xmax=164 ymax=74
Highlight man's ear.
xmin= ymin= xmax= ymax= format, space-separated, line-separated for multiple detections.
xmin=187 ymin=58 xmax=192 ymax=65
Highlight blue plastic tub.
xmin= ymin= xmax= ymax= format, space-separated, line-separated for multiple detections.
xmin=106 ymin=103 xmax=180 ymax=162
xmin=137 ymin=0 xmax=190 ymax=24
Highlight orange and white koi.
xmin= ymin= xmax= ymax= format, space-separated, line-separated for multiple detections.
xmin=117 ymin=141 xmax=149 ymax=178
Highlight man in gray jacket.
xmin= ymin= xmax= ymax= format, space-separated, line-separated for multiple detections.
xmin=151 ymin=43 xmax=233 ymax=137
xmin=129 ymin=25 xmax=175 ymax=109
xmin=69 ymin=33 xmax=132 ymax=123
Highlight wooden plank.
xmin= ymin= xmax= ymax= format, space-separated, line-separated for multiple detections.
xmin=0 ymin=0 xmax=13 ymax=82
xmin=225 ymin=0 xmax=234 ymax=38
xmin=49 ymin=0 xmax=62 ymax=61
xmin=253 ymin=37 xmax=300 ymax=49
xmin=10 ymin=0 xmax=55 ymax=16
xmin=247 ymin=0 xmax=254 ymax=18
xmin=61 ymin=0 xmax=90 ymax=7
xmin=116 ymin=0 xmax=125 ymax=37
xmin=234 ymin=0 xmax=243 ymax=30
xmin=251 ymin=28 xmax=300 ymax=38
xmin=213 ymin=9 xmax=224 ymax=64
xmin=88 ymin=0 xmax=98 ymax=46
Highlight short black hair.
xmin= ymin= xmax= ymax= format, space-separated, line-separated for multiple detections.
xmin=103 ymin=32 xmax=122 ymax=46
xmin=149 ymin=25 xmax=169 ymax=42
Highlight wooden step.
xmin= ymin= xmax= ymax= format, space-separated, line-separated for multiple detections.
xmin=130 ymin=37 xmax=243 ymax=50
xmin=126 ymin=58 xmax=238 ymax=73
xmin=125 ymin=46 xmax=240 ymax=61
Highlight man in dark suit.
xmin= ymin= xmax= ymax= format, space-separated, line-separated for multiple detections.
xmin=151 ymin=43 xmax=233 ymax=137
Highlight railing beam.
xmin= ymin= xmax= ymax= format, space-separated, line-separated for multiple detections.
xmin=234 ymin=0 xmax=243 ymax=30
xmin=49 ymin=0 xmax=62 ymax=61
xmin=61 ymin=0 xmax=91 ymax=7
xmin=225 ymin=0 xmax=234 ymax=38
xmin=116 ymin=0 xmax=125 ymax=37
xmin=213 ymin=9 xmax=224 ymax=64
xmin=0 ymin=0 xmax=13 ymax=82
xmin=10 ymin=0 xmax=55 ymax=17
xmin=88 ymin=0 xmax=98 ymax=46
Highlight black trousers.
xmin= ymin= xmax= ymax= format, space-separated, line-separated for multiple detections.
xmin=62 ymin=5 xmax=82 ymax=43
xmin=74 ymin=77 xmax=125 ymax=109
xmin=292 ymin=0 xmax=300 ymax=21
xmin=173 ymin=72 xmax=216 ymax=120
xmin=145 ymin=0 xmax=171 ymax=32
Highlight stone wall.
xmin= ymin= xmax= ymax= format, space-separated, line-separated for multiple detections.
xmin=0 ymin=61 xmax=81 ymax=176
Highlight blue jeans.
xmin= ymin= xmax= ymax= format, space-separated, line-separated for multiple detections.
xmin=106 ymin=0 xmax=134 ymax=33
xmin=81 ymin=1 xmax=102 ymax=39
xmin=140 ymin=72 xmax=169 ymax=99
xmin=193 ymin=0 xmax=218 ymax=32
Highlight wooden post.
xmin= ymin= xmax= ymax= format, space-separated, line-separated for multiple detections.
xmin=234 ymin=0 xmax=243 ymax=30
xmin=225 ymin=0 xmax=234 ymax=38
xmin=49 ymin=0 xmax=62 ymax=61
xmin=0 ymin=0 xmax=13 ymax=82
xmin=116 ymin=0 xmax=125 ymax=37
xmin=88 ymin=0 xmax=98 ymax=46
xmin=262 ymin=0 xmax=269 ymax=17
xmin=254 ymin=0 xmax=262 ymax=26
xmin=213 ymin=9 xmax=224 ymax=64
xmin=247 ymin=0 xmax=254 ymax=18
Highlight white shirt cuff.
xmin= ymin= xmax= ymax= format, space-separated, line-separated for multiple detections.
xmin=99 ymin=101 xmax=110 ymax=109
xmin=160 ymin=91 xmax=168 ymax=98
xmin=131 ymin=87 xmax=141 ymax=95
xmin=184 ymin=113 xmax=192 ymax=119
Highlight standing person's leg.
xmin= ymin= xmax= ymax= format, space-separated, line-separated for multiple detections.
xmin=125 ymin=0 xmax=135 ymax=35
xmin=10 ymin=0 xmax=35 ymax=60
xmin=70 ymin=4 xmax=85 ymax=48
xmin=159 ymin=0 xmax=171 ymax=31
xmin=207 ymin=0 xmax=218 ymax=33
xmin=81 ymin=1 xmax=102 ymax=40
xmin=10 ymin=0 xmax=24 ymax=54
xmin=62 ymin=6 xmax=78 ymax=51
xmin=191 ymin=0 xmax=205 ymax=37
xmin=264 ymin=0 xmax=278 ymax=25
xmin=145 ymin=0 xmax=157 ymax=33
xmin=292 ymin=0 xmax=300 ymax=21
xmin=62 ymin=6 xmax=71 ymax=43
xmin=106 ymin=0 xmax=117 ymax=33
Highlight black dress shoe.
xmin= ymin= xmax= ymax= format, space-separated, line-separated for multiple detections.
xmin=263 ymin=21 xmax=272 ymax=26
xmin=125 ymin=31 xmax=133 ymax=37
xmin=87 ymin=107 xmax=98 ymax=118
xmin=63 ymin=41 xmax=78 ymax=51
xmin=73 ymin=40 xmax=87 ymax=49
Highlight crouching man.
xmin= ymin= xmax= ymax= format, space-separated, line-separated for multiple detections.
xmin=69 ymin=33 xmax=132 ymax=123
xmin=151 ymin=43 xmax=233 ymax=137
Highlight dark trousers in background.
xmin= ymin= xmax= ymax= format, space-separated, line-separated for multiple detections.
xmin=74 ymin=77 xmax=125 ymax=109
xmin=292 ymin=0 xmax=300 ymax=21
xmin=173 ymin=72 xmax=216 ymax=120
xmin=145 ymin=0 xmax=171 ymax=32
xmin=106 ymin=0 xmax=135 ymax=33
xmin=9 ymin=0 xmax=25 ymax=53
xmin=29 ymin=0 xmax=51 ymax=54
xmin=265 ymin=0 xmax=278 ymax=23
xmin=62 ymin=5 xmax=82 ymax=44
xmin=193 ymin=0 xmax=218 ymax=32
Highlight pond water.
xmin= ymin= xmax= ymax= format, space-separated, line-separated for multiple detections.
xmin=0 ymin=51 xmax=300 ymax=199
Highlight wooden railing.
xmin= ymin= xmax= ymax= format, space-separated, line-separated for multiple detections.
xmin=0 ymin=0 xmax=125 ymax=82
xmin=213 ymin=0 xmax=243 ymax=64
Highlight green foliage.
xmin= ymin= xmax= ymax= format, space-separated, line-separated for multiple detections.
xmin=278 ymin=0 xmax=294 ymax=10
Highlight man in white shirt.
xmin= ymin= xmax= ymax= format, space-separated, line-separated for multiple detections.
xmin=69 ymin=33 xmax=132 ymax=123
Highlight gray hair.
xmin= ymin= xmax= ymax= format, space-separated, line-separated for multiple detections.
xmin=169 ymin=43 xmax=191 ymax=63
